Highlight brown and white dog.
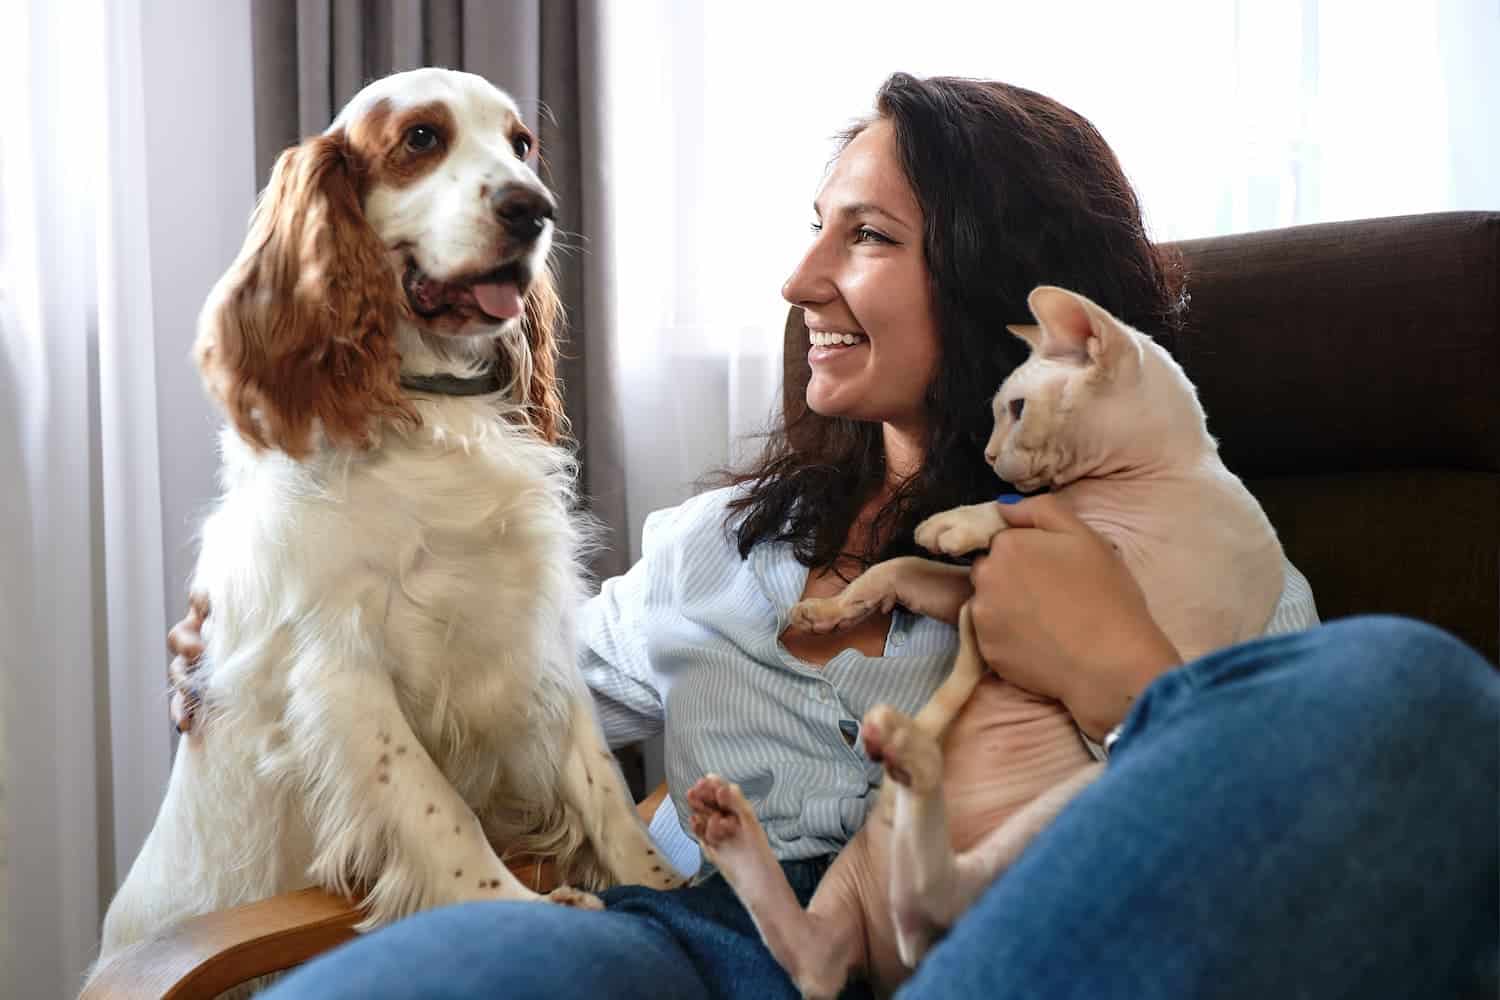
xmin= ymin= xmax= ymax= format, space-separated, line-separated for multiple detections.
xmin=93 ymin=68 xmax=677 ymax=978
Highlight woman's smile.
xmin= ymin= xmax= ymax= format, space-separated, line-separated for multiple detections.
xmin=808 ymin=329 xmax=870 ymax=364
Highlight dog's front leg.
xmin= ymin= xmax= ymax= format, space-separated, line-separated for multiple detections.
xmin=285 ymin=648 xmax=601 ymax=928
xmin=558 ymin=693 xmax=686 ymax=890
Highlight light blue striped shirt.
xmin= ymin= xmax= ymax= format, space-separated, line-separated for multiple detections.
xmin=580 ymin=485 xmax=1320 ymax=874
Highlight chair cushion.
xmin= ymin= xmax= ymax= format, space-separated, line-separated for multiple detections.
xmin=1170 ymin=212 xmax=1498 ymax=478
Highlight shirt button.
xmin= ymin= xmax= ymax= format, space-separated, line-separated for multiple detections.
xmin=816 ymin=688 xmax=830 ymax=702
xmin=889 ymin=630 xmax=906 ymax=648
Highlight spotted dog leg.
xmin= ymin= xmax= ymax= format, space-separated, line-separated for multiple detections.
xmin=558 ymin=693 xmax=686 ymax=890
xmin=285 ymin=650 xmax=602 ymax=927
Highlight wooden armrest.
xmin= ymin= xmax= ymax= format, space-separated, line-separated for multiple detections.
xmin=82 ymin=788 xmax=670 ymax=999
xmin=80 ymin=886 xmax=362 ymax=1000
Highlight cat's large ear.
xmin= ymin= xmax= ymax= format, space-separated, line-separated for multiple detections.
xmin=1005 ymin=323 xmax=1043 ymax=351
xmin=1025 ymin=285 xmax=1137 ymax=378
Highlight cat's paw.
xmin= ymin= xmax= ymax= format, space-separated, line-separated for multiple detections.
xmin=685 ymin=775 xmax=784 ymax=905
xmin=788 ymin=595 xmax=877 ymax=634
xmin=863 ymin=704 xmax=943 ymax=794
xmin=915 ymin=508 xmax=1000 ymax=556
xmin=686 ymin=774 xmax=754 ymax=850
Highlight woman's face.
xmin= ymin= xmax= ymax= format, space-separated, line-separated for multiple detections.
xmin=783 ymin=120 xmax=939 ymax=434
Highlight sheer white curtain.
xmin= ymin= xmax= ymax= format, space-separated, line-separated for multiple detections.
xmin=0 ymin=1 xmax=253 ymax=995
xmin=597 ymin=0 xmax=1500 ymax=554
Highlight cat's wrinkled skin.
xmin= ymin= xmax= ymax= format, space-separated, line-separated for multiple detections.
xmin=690 ymin=286 xmax=1286 ymax=999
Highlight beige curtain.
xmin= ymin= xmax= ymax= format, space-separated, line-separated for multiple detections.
xmin=250 ymin=0 xmax=628 ymax=577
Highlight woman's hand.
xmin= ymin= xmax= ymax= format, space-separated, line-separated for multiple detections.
xmin=167 ymin=594 xmax=209 ymax=734
xmin=968 ymin=495 xmax=1181 ymax=741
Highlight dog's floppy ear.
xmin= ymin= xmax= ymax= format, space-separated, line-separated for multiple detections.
xmin=519 ymin=264 xmax=568 ymax=444
xmin=1025 ymin=285 xmax=1138 ymax=378
xmin=195 ymin=131 xmax=417 ymax=458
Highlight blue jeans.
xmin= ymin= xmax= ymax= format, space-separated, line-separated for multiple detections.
xmin=264 ymin=616 xmax=1498 ymax=999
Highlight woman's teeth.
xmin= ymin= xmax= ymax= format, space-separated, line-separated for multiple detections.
xmin=809 ymin=332 xmax=866 ymax=347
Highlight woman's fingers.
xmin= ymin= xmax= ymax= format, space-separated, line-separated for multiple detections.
xmin=167 ymin=619 xmax=205 ymax=663
xmin=167 ymin=592 xmax=211 ymax=732
xmin=992 ymin=493 xmax=1088 ymax=534
xmin=169 ymin=683 xmax=200 ymax=734
xmin=167 ymin=592 xmax=210 ymax=663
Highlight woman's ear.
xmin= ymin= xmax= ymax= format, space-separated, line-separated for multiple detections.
xmin=519 ymin=264 xmax=568 ymax=445
xmin=194 ymin=131 xmax=416 ymax=459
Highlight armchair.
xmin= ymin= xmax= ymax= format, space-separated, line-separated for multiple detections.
xmin=83 ymin=211 xmax=1498 ymax=998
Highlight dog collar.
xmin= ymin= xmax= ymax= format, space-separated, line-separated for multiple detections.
xmin=399 ymin=371 xmax=504 ymax=396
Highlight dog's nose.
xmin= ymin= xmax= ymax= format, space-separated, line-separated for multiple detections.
xmin=492 ymin=185 xmax=555 ymax=241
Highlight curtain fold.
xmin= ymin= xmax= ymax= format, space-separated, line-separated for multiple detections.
xmin=1 ymin=1 xmax=174 ymax=994
xmin=2 ymin=2 xmax=256 ymax=994
xmin=251 ymin=0 xmax=628 ymax=576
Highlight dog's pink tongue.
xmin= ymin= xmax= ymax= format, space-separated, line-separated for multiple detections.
xmin=472 ymin=281 xmax=524 ymax=320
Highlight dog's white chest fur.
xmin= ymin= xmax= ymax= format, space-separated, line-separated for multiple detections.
xmin=96 ymin=400 xmax=608 ymax=959
xmin=201 ymin=400 xmax=581 ymax=756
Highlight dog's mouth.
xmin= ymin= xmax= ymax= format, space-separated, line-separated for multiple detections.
xmin=403 ymin=260 xmax=531 ymax=324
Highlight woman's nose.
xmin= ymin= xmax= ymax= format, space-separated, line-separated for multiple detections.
xmin=781 ymin=236 xmax=834 ymax=308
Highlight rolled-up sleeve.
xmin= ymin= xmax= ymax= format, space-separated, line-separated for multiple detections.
xmin=1265 ymin=559 xmax=1321 ymax=635
xmin=578 ymin=506 xmax=683 ymax=748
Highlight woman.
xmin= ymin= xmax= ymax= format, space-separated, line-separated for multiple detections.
xmin=175 ymin=74 xmax=1497 ymax=999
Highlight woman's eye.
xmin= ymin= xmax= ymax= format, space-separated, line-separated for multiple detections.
xmin=511 ymin=134 xmax=533 ymax=159
xmin=809 ymin=221 xmax=823 ymax=234
xmin=1009 ymin=398 xmax=1026 ymax=421
xmin=404 ymin=125 xmax=440 ymax=152
xmin=854 ymin=226 xmax=891 ymax=244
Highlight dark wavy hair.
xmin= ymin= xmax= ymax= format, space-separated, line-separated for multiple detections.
xmin=721 ymin=73 xmax=1185 ymax=572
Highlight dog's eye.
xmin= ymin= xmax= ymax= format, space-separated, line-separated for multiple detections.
xmin=511 ymin=134 xmax=533 ymax=160
xmin=1009 ymin=398 xmax=1025 ymax=421
xmin=404 ymin=125 xmax=440 ymax=152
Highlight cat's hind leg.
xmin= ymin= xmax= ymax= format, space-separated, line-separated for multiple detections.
xmin=687 ymin=775 xmax=867 ymax=1000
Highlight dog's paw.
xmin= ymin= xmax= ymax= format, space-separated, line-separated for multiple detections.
xmin=788 ymin=596 xmax=875 ymax=634
xmin=862 ymin=705 xmax=943 ymax=794
xmin=544 ymin=885 xmax=604 ymax=910
xmin=914 ymin=509 xmax=995 ymax=557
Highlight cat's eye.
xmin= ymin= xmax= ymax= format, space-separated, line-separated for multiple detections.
xmin=1009 ymin=398 xmax=1025 ymax=421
